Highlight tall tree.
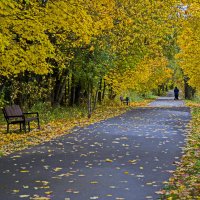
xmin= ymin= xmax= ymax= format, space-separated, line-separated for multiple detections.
xmin=176 ymin=2 xmax=200 ymax=94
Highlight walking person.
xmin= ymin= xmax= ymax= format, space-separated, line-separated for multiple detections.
xmin=174 ymin=86 xmax=179 ymax=100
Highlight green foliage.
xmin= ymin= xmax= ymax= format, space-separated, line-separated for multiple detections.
xmin=120 ymin=91 xmax=144 ymax=102
xmin=0 ymin=151 xmax=4 ymax=157
xmin=0 ymin=90 xmax=8 ymax=108
xmin=193 ymin=93 xmax=200 ymax=103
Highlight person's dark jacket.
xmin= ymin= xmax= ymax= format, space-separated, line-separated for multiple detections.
xmin=174 ymin=88 xmax=179 ymax=95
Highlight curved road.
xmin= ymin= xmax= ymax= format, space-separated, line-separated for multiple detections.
xmin=0 ymin=92 xmax=191 ymax=200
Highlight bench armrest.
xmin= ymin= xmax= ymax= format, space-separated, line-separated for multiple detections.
xmin=23 ymin=112 xmax=39 ymax=116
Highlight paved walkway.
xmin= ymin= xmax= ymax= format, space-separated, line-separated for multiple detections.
xmin=148 ymin=91 xmax=185 ymax=107
xmin=0 ymin=92 xmax=191 ymax=200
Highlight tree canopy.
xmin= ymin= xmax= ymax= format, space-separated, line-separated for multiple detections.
xmin=0 ymin=0 xmax=199 ymax=108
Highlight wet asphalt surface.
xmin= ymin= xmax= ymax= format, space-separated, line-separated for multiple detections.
xmin=0 ymin=93 xmax=191 ymax=200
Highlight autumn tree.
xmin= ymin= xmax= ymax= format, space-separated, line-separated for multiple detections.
xmin=105 ymin=0 xmax=180 ymax=96
xmin=1 ymin=0 xmax=198 ymax=111
xmin=175 ymin=1 xmax=200 ymax=98
xmin=0 ymin=0 xmax=116 ymax=108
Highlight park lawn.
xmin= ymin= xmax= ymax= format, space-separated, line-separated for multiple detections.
xmin=0 ymin=100 xmax=150 ymax=156
xmin=161 ymin=101 xmax=200 ymax=200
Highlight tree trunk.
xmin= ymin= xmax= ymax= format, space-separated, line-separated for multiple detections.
xmin=108 ymin=86 xmax=116 ymax=100
xmin=75 ymin=80 xmax=81 ymax=105
xmin=57 ymin=78 xmax=67 ymax=105
xmin=67 ymin=75 xmax=70 ymax=104
xmin=87 ymin=82 xmax=92 ymax=118
xmin=70 ymin=75 xmax=81 ymax=106
xmin=184 ymin=77 xmax=196 ymax=99
xmin=98 ymin=79 xmax=102 ymax=104
xmin=157 ymin=87 xmax=161 ymax=96
xmin=51 ymin=69 xmax=68 ymax=106
xmin=93 ymin=89 xmax=99 ymax=111
xmin=70 ymin=74 xmax=75 ymax=106
xmin=15 ymin=74 xmax=24 ymax=107
xmin=102 ymin=80 xmax=106 ymax=101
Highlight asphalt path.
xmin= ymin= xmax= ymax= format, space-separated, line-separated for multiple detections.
xmin=0 ymin=92 xmax=191 ymax=200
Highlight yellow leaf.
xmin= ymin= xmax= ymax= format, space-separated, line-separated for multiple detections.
xmin=45 ymin=191 xmax=53 ymax=195
xmin=105 ymin=158 xmax=113 ymax=162
xmin=53 ymin=167 xmax=62 ymax=172
xmin=19 ymin=195 xmax=30 ymax=198
xmin=12 ymin=190 xmax=20 ymax=193
xmin=90 ymin=181 xmax=98 ymax=184
xmin=128 ymin=160 xmax=137 ymax=163
xmin=20 ymin=170 xmax=29 ymax=173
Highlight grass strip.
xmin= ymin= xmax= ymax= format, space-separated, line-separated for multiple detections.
xmin=0 ymin=101 xmax=150 ymax=156
xmin=161 ymin=102 xmax=200 ymax=200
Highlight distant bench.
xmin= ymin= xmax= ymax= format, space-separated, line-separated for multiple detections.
xmin=2 ymin=105 xmax=40 ymax=133
xmin=122 ymin=100 xmax=130 ymax=105
xmin=120 ymin=97 xmax=130 ymax=105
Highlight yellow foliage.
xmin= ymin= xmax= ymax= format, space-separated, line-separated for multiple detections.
xmin=176 ymin=2 xmax=200 ymax=92
xmin=0 ymin=0 xmax=115 ymax=76
xmin=0 ymin=0 xmax=192 ymax=96
xmin=105 ymin=56 xmax=171 ymax=94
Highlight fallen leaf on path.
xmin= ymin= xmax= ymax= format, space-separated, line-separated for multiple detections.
xmin=90 ymin=181 xmax=98 ymax=184
xmin=45 ymin=191 xmax=53 ymax=195
xmin=12 ymin=190 xmax=20 ymax=193
xmin=105 ymin=158 xmax=113 ymax=162
xmin=20 ymin=170 xmax=29 ymax=173
xmin=90 ymin=197 xmax=99 ymax=199
xmin=128 ymin=160 xmax=137 ymax=164
xmin=19 ymin=195 xmax=30 ymax=198
xmin=53 ymin=167 xmax=62 ymax=172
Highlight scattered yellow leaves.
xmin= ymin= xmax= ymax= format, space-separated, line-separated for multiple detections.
xmin=0 ymin=106 xmax=130 ymax=156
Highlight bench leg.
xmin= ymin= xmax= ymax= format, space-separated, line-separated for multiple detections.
xmin=37 ymin=119 xmax=40 ymax=129
xmin=7 ymin=124 xmax=9 ymax=133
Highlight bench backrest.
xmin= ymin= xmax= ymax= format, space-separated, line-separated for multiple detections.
xmin=3 ymin=105 xmax=23 ymax=119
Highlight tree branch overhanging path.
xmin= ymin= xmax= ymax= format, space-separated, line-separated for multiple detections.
xmin=0 ymin=92 xmax=191 ymax=200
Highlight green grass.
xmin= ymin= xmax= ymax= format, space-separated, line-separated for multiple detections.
xmin=30 ymin=102 xmax=88 ymax=124
xmin=0 ymin=103 xmax=88 ymax=126
xmin=0 ymin=92 xmax=155 ymax=126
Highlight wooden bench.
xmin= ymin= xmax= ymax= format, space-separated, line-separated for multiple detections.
xmin=120 ymin=96 xmax=130 ymax=106
xmin=2 ymin=105 xmax=40 ymax=133
xmin=122 ymin=100 xmax=130 ymax=105
xmin=120 ymin=97 xmax=130 ymax=105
